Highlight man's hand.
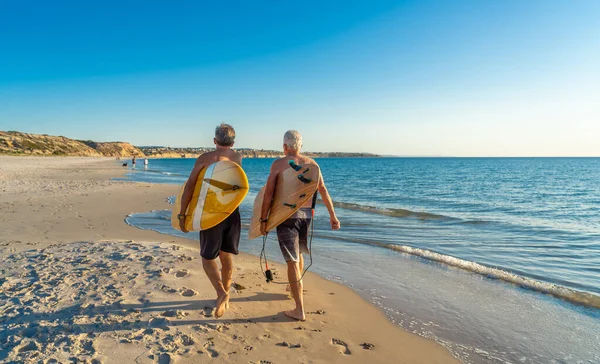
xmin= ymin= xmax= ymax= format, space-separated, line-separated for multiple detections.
xmin=330 ymin=216 xmax=340 ymax=230
xmin=179 ymin=217 xmax=189 ymax=233
xmin=260 ymin=221 xmax=268 ymax=236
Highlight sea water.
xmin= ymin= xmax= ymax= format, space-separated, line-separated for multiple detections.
xmin=124 ymin=157 xmax=600 ymax=363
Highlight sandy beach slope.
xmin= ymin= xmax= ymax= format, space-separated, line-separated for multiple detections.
xmin=0 ymin=156 xmax=458 ymax=363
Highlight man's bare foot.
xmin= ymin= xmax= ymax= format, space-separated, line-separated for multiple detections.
xmin=223 ymin=287 xmax=230 ymax=309
xmin=215 ymin=294 xmax=229 ymax=318
xmin=284 ymin=308 xmax=306 ymax=321
xmin=224 ymin=287 xmax=231 ymax=309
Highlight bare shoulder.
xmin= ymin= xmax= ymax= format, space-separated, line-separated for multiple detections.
xmin=196 ymin=151 xmax=217 ymax=165
xmin=194 ymin=152 xmax=208 ymax=165
xmin=303 ymin=156 xmax=319 ymax=167
xmin=270 ymin=157 xmax=289 ymax=173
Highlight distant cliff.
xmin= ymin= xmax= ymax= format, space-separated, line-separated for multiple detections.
xmin=0 ymin=131 xmax=145 ymax=157
xmin=0 ymin=131 xmax=379 ymax=158
xmin=79 ymin=140 xmax=145 ymax=157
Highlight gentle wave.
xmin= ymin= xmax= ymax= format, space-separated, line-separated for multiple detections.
xmin=320 ymin=236 xmax=600 ymax=309
xmin=328 ymin=200 xmax=496 ymax=225
xmin=327 ymin=200 xmax=456 ymax=221
xmin=458 ymin=220 xmax=493 ymax=225
xmin=133 ymin=168 xmax=188 ymax=177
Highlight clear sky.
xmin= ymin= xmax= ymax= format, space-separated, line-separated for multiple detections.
xmin=1 ymin=1 xmax=598 ymax=156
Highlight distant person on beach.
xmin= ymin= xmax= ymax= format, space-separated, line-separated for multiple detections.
xmin=260 ymin=130 xmax=340 ymax=321
xmin=178 ymin=123 xmax=242 ymax=318
xmin=144 ymin=158 xmax=148 ymax=168
xmin=132 ymin=156 xmax=136 ymax=168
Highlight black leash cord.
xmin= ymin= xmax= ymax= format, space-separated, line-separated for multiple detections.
xmin=260 ymin=214 xmax=314 ymax=284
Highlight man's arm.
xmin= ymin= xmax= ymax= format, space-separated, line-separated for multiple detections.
xmin=317 ymin=172 xmax=340 ymax=230
xmin=179 ymin=157 xmax=207 ymax=232
xmin=259 ymin=162 xmax=279 ymax=235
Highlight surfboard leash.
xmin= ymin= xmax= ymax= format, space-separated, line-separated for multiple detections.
xmin=260 ymin=209 xmax=315 ymax=285
xmin=260 ymin=233 xmax=274 ymax=282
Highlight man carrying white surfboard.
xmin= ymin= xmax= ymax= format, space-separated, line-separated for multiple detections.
xmin=260 ymin=130 xmax=340 ymax=321
xmin=178 ymin=123 xmax=242 ymax=318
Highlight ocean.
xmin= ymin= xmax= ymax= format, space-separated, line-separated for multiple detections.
xmin=122 ymin=157 xmax=600 ymax=364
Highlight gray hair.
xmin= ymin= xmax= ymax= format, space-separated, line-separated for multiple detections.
xmin=283 ymin=130 xmax=302 ymax=150
xmin=215 ymin=123 xmax=235 ymax=146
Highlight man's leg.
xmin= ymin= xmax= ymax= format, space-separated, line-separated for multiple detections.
xmin=285 ymin=257 xmax=306 ymax=321
xmin=286 ymin=253 xmax=304 ymax=292
xmin=277 ymin=217 xmax=306 ymax=320
xmin=219 ymin=251 xmax=233 ymax=308
xmin=201 ymin=257 xmax=229 ymax=318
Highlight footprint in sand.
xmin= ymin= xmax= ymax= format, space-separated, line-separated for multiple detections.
xmin=332 ymin=338 xmax=351 ymax=355
xmin=202 ymin=306 xmax=213 ymax=317
xmin=148 ymin=317 xmax=169 ymax=328
xmin=160 ymin=310 xmax=188 ymax=319
xmin=361 ymin=342 xmax=375 ymax=350
xmin=179 ymin=334 xmax=195 ymax=346
xmin=157 ymin=353 xmax=172 ymax=364
xmin=175 ymin=270 xmax=188 ymax=278
xmin=181 ymin=288 xmax=197 ymax=297
xmin=203 ymin=342 xmax=219 ymax=358
xmin=159 ymin=285 xmax=177 ymax=294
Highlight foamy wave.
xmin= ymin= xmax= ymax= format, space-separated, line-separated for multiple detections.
xmin=347 ymin=240 xmax=600 ymax=309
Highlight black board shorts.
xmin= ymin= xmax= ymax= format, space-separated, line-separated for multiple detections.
xmin=276 ymin=208 xmax=312 ymax=262
xmin=199 ymin=208 xmax=241 ymax=260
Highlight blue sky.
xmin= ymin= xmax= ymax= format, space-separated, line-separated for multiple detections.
xmin=1 ymin=0 xmax=599 ymax=156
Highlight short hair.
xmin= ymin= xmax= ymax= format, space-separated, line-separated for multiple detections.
xmin=215 ymin=123 xmax=235 ymax=146
xmin=283 ymin=130 xmax=302 ymax=150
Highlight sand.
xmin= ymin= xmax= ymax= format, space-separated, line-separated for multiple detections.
xmin=0 ymin=156 xmax=458 ymax=363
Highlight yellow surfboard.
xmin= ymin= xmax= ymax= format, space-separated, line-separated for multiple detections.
xmin=248 ymin=160 xmax=320 ymax=240
xmin=172 ymin=160 xmax=249 ymax=231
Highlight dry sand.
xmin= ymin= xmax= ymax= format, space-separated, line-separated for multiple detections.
xmin=0 ymin=156 xmax=458 ymax=363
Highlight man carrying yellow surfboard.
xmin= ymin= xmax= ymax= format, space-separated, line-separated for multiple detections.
xmin=178 ymin=123 xmax=242 ymax=318
xmin=260 ymin=130 xmax=340 ymax=321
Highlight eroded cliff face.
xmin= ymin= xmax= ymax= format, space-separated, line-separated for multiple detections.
xmin=0 ymin=132 xmax=103 ymax=156
xmin=80 ymin=140 xmax=145 ymax=157
xmin=0 ymin=132 xmax=145 ymax=157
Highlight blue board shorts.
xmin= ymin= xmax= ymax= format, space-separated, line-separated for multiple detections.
xmin=276 ymin=208 xmax=312 ymax=262
xmin=199 ymin=208 xmax=241 ymax=260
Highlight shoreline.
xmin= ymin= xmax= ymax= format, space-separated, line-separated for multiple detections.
xmin=0 ymin=156 xmax=458 ymax=363
xmin=123 ymin=158 xmax=600 ymax=310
